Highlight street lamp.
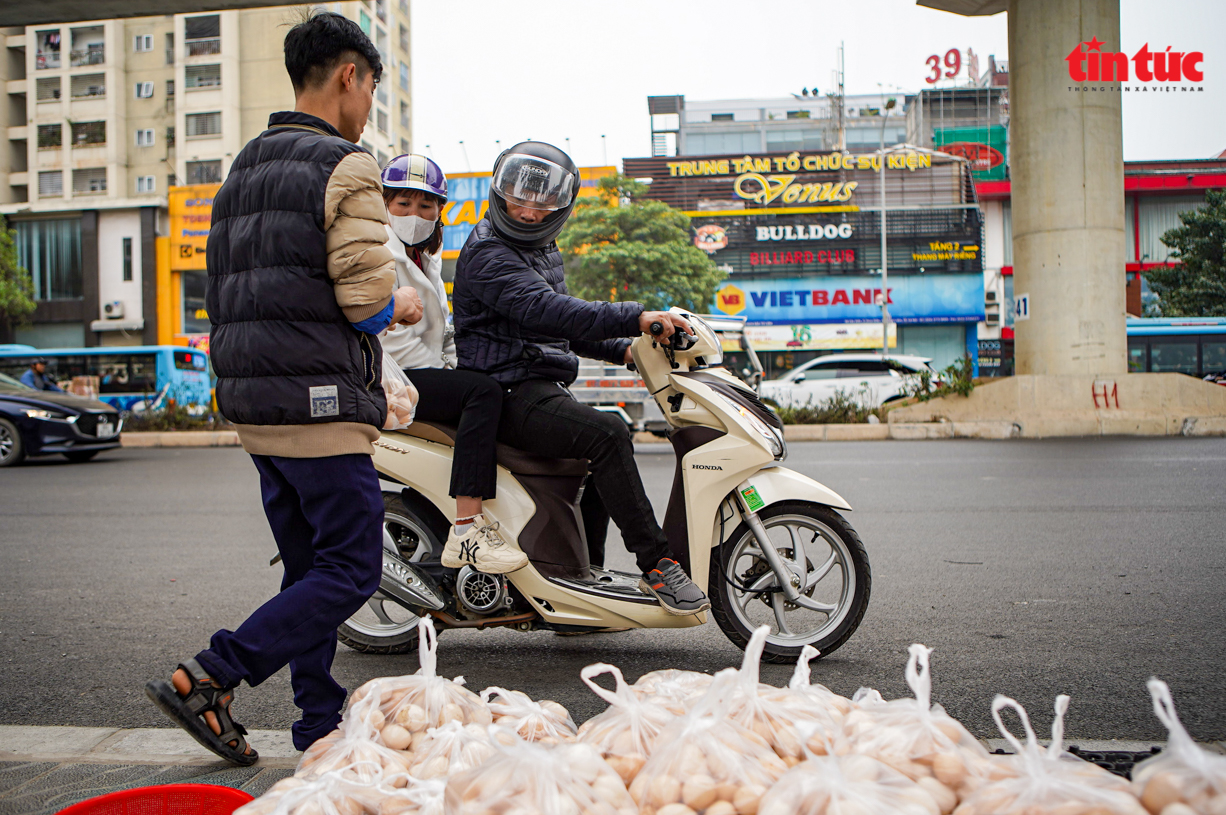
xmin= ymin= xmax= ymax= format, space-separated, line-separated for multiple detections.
xmin=877 ymin=94 xmax=897 ymax=356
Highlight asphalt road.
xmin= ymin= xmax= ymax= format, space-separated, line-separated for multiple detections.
xmin=2 ymin=438 xmax=1224 ymax=744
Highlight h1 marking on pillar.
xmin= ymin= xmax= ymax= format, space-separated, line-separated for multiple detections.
xmin=1092 ymin=380 xmax=1119 ymax=409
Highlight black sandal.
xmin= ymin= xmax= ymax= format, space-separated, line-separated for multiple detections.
xmin=145 ymin=658 xmax=259 ymax=766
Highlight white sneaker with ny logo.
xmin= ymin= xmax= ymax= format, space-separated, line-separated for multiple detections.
xmin=440 ymin=514 xmax=528 ymax=574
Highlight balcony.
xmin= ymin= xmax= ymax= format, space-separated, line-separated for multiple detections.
xmin=185 ymin=38 xmax=221 ymax=57
xmin=70 ymin=47 xmax=105 ymax=67
xmin=35 ymin=51 xmax=61 ymax=70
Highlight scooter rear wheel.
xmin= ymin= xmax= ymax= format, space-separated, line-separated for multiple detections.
xmin=710 ymin=501 xmax=870 ymax=663
xmin=337 ymin=492 xmax=447 ymax=655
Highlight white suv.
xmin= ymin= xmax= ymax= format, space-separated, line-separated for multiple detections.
xmin=759 ymin=353 xmax=934 ymax=409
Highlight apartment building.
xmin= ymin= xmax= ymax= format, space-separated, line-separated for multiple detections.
xmin=1 ymin=0 xmax=412 ymax=348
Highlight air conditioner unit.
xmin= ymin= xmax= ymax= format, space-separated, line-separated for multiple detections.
xmin=985 ymin=290 xmax=999 ymax=303
xmin=985 ymin=311 xmax=1000 ymax=327
xmin=104 ymin=300 xmax=124 ymax=319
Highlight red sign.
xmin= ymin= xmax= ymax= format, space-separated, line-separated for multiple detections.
xmin=750 ymin=249 xmax=855 ymax=266
xmin=937 ymin=142 xmax=1004 ymax=173
xmin=1066 ymin=38 xmax=1203 ymax=82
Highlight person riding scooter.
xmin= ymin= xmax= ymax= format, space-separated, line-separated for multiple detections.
xmin=451 ymin=141 xmax=710 ymax=616
xmin=378 ymin=154 xmax=526 ymax=575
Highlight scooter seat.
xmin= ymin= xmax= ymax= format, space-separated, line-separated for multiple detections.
xmin=400 ymin=421 xmax=589 ymax=478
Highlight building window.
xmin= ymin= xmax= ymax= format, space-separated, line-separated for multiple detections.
xmin=71 ymin=73 xmax=106 ymax=98
xmin=72 ymin=167 xmax=107 ymax=194
xmin=35 ymin=77 xmax=61 ymax=102
xmin=399 ymin=0 xmax=408 ymax=15
xmin=70 ymin=26 xmax=105 ymax=67
xmin=35 ymin=30 xmax=61 ymax=70
xmin=377 ymin=81 xmax=388 ymax=106
xmin=399 ymin=100 xmax=409 ymax=129
xmin=399 ymin=138 xmax=410 ymax=154
xmin=375 ymin=0 xmax=387 ymax=23
xmin=185 ymin=15 xmax=221 ymax=56
xmin=135 ymin=81 xmax=154 ymax=98
xmin=136 ymin=175 xmax=156 ymax=193
xmin=37 ymin=124 xmax=62 ymax=150
xmin=134 ymin=34 xmax=153 ymax=52
xmin=185 ymin=64 xmax=221 ymax=90
xmin=399 ymin=62 xmax=408 ymax=90
xmin=71 ymin=121 xmax=106 ymax=146
xmin=186 ymin=160 xmax=222 ymax=184
xmin=377 ymin=108 xmax=388 ymax=134
xmin=166 ymin=32 xmax=175 ymax=64
xmin=13 ymin=218 xmax=83 ymax=299
xmin=135 ymin=128 xmax=155 ymax=147
xmin=711 ymin=113 xmax=734 ymax=121
xmin=186 ymin=111 xmax=221 ymax=138
xmin=122 ymin=237 xmax=133 ymax=281
xmin=360 ymin=140 xmax=373 ymax=154
xmin=166 ymin=79 xmax=175 ymax=97
xmin=166 ymin=126 xmax=175 ymax=146
xmin=377 ymin=150 xmax=389 ymax=168
xmin=398 ymin=24 xmax=408 ymax=52
xmin=182 ymin=270 xmax=209 ymax=333
xmin=38 ymin=171 xmax=63 ymax=198
xmin=359 ymin=10 xmax=371 ymax=35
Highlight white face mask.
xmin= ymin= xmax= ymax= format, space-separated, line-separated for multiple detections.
xmin=390 ymin=214 xmax=437 ymax=247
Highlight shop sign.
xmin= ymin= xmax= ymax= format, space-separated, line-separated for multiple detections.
xmin=910 ymin=241 xmax=979 ymax=262
xmin=715 ymin=284 xmax=745 ymax=316
xmin=756 ymin=224 xmax=853 ymax=241
xmin=742 ymin=322 xmax=897 ymax=351
xmin=665 ymin=150 xmax=933 ymax=178
xmin=935 ymin=143 xmax=1002 ymax=174
xmin=711 ymin=273 xmax=985 ymax=325
xmin=934 ymin=125 xmax=1006 ymax=181
xmin=694 ymin=224 xmax=728 ymax=253
xmin=169 ymin=183 xmax=220 ymax=271
xmin=751 ymin=249 xmax=855 ymax=266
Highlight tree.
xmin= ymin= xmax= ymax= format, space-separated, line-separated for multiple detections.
xmin=0 ymin=216 xmax=36 ymax=334
xmin=1146 ymin=189 xmax=1226 ymax=317
xmin=558 ymin=174 xmax=725 ymax=313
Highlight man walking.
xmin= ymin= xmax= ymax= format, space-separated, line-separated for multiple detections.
xmin=145 ymin=12 xmax=421 ymax=764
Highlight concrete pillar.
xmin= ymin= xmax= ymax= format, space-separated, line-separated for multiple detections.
xmin=1008 ymin=0 xmax=1127 ymax=375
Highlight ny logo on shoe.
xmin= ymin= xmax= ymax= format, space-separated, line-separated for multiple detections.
xmin=459 ymin=540 xmax=480 ymax=562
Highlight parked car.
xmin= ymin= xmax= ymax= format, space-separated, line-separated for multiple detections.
xmin=758 ymin=353 xmax=934 ymax=409
xmin=0 ymin=372 xmax=123 ymax=466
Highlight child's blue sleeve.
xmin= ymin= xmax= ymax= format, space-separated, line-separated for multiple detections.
xmin=351 ymin=299 xmax=395 ymax=334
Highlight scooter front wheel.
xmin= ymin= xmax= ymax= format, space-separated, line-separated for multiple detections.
xmin=710 ymin=501 xmax=870 ymax=663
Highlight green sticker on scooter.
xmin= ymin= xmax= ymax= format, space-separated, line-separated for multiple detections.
xmin=741 ymin=486 xmax=765 ymax=512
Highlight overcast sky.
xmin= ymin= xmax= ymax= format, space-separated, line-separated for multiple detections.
xmin=410 ymin=0 xmax=1224 ymax=174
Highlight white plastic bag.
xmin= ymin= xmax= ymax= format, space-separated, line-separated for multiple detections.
xmin=953 ymin=694 xmax=1147 ymax=815
xmin=759 ymin=752 xmax=948 ymax=815
xmin=631 ymin=668 xmax=715 ymax=714
xmin=347 ymin=618 xmax=492 ymax=754
xmin=725 ymin=628 xmax=845 ymax=767
xmin=381 ymin=349 xmax=419 ymax=430
xmin=787 ymin=644 xmax=854 ymax=719
xmin=444 ymin=738 xmax=637 ymax=815
xmin=480 ymin=686 xmax=577 ymax=744
xmin=843 ymin=644 xmax=1000 ymax=806
xmin=577 ymin=663 xmax=679 ymax=785
xmin=629 ymin=668 xmax=789 ymax=815
xmin=295 ymin=690 xmax=413 ymax=782
xmin=1132 ymin=678 xmax=1226 ymax=815
xmin=401 ymin=719 xmax=496 ymax=780
xmin=239 ymin=770 xmax=391 ymax=815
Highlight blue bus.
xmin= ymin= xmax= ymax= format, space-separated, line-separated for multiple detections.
xmin=1126 ymin=317 xmax=1226 ymax=377
xmin=0 ymin=345 xmax=212 ymax=412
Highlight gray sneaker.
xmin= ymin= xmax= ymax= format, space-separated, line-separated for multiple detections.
xmin=639 ymin=558 xmax=711 ymax=616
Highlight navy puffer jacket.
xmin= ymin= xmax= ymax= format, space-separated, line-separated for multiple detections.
xmin=453 ymin=218 xmax=643 ymax=385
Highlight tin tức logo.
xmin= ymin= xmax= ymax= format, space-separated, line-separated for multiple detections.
xmin=1066 ymin=37 xmax=1203 ymax=84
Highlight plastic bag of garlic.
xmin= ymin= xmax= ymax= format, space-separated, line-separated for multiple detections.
xmin=1131 ymin=679 xmax=1226 ymax=815
xmin=629 ymin=668 xmax=789 ymax=815
xmin=479 ymin=686 xmax=577 ymax=744
xmin=443 ymin=739 xmax=637 ymax=815
xmin=839 ymin=644 xmax=1005 ymax=809
xmin=577 ymin=663 xmax=679 ymax=785
xmin=724 ymin=628 xmax=849 ymax=768
xmin=953 ymin=694 xmax=1148 ymax=815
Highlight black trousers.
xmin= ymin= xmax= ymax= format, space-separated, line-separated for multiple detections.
xmin=403 ymin=367 xmax=501 ymax=500
xmin=498 ymin=379 xmax=669 ymax=573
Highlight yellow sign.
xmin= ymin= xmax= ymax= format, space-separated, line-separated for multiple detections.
xmin=169 ymin=184 xmax=220 ymax=271
xmin=715 ymin=284 xmax=747 ymax=317
xmin=911 ymin=241 xmax=980 ymax=262
xmin=734 ymin=176 xmax=858 ymax=206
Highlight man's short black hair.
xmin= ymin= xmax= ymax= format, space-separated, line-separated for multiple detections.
xmin=284 ymin=12 xmax=382 ymax=93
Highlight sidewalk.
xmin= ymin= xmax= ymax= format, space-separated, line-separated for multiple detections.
xmin=0 ymin=725 xmax=299 ymax=815
xmin=6 ymin=725 xmax=1222 ymax=815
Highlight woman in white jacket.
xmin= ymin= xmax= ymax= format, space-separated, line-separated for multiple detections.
xmin=380 ymin=155 xmax=524 ymax=575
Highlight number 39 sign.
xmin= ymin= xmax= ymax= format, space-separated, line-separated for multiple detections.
xmin=925 ymin=48 xmax=978 ymax=84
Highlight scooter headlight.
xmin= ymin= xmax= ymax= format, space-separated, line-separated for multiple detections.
xmin=716 ymin=393 xmax=786 ymax=460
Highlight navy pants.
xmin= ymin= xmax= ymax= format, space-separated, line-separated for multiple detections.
xmin=195 ymin=453 xmax=384 ymax=751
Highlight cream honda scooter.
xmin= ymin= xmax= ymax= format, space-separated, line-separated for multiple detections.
xmin=340 ymin=309 xmax=870 ymax=663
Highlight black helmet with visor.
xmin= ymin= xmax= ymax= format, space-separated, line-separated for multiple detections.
xmin=488 ymin=141 xmax=579 ymax=248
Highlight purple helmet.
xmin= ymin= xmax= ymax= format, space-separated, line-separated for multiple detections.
xmin=381 ymin=154 xmax=448 ymax=203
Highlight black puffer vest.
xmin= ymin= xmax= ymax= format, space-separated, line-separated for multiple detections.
xmin=206 ymin=112 xmax=385 ymax=429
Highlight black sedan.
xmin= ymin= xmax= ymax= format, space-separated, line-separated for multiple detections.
xmin=0 ymin=373 xmax=123 ymax=466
